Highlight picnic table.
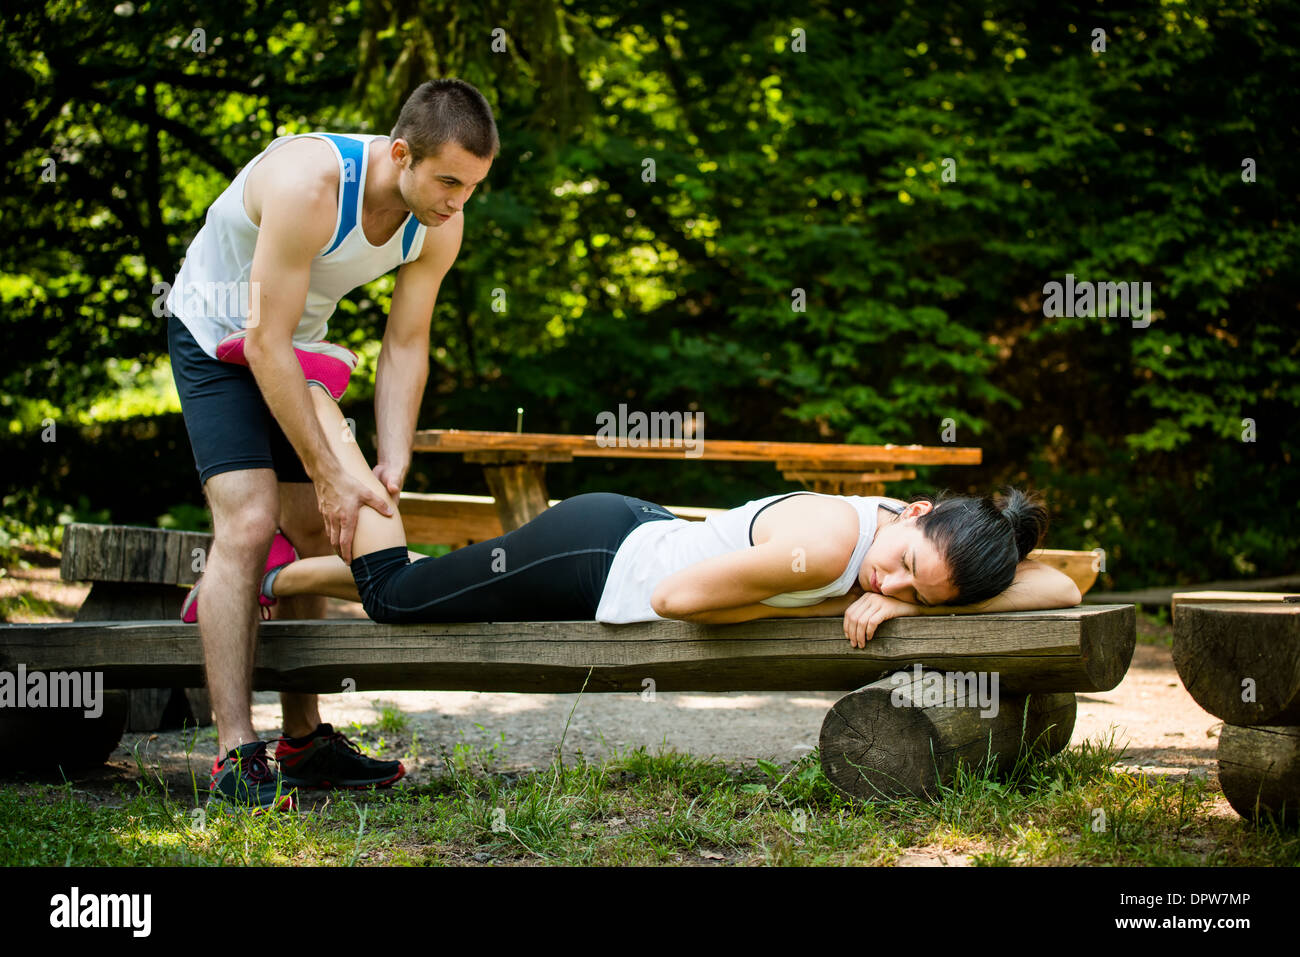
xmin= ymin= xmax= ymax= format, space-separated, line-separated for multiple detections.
xmin=410 ymin=428 xmax=982 ymax=532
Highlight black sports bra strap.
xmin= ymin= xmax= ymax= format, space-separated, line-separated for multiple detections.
xmin=747 ymin=491 xmax=817 ymax=546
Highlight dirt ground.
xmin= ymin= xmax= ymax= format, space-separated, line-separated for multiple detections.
xmin=2 ymin=559 xmax=1237 ymax=864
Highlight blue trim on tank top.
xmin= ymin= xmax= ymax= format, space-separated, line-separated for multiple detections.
xmin=401 ymin=215 xmax=421 ymax=259
xmin=318 ymin=134 xmax=363 ymax=256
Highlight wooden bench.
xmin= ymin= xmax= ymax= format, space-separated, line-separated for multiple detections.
xmin=1171 ymin=593 xmax=1300 ymax=824
xmin=1084 ymin=575 xmax=1300 ymax=607
xmin=47 ymin=518 xmax=1102 ymax=736
xmin=0 ymin=597 xmax=1136 ymax=797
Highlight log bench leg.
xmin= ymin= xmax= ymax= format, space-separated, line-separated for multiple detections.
xmin=1217 ymin=724 xmax=1300 ymax=827
xmin=0 ymin=691 xmax=131 ymax=772
xmin=819 ymin=667 xmax=1077 ymax=801
xmin=2 ymin=581 xmax=216 ymax=771
xmin=76 ymin=581 xmax=213 ymax=733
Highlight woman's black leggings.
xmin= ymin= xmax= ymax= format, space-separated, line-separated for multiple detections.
xmin=348 ymin=493 xmax=677 ymax=623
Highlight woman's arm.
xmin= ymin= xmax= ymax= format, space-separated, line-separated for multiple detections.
xmin=915 ymin=559 xmax=1082 ymax=615
xmin=670 ymin=584 xmax=866 ymax=625
xmin=650 ymin=534 xmax=857 ymax=623
xmin=842 ymin=559 xmax=1083 ymax=647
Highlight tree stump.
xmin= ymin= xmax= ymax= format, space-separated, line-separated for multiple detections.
xmin=1217 ymin=724 xmax=1300 ymax=827
xmin=820 ymin=667 xmax=1076 ymax=800
xmin=1172 ymin=601 xmax=1300 ymax=725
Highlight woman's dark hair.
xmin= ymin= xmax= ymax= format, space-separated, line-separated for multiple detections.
xmin=910 ymin=486 xmax=1049 ymax=606
xmin=390 ymin=78 xmax=499 ymax=167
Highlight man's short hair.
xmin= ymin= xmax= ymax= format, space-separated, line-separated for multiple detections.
xmin=390 ymin=78 xmax=499 ymax=167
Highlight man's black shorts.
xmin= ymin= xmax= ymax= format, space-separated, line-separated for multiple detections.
xmin=167 ymin=314 xmax=311 ymax=485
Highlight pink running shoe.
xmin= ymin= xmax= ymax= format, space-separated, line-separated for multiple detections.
xmin=181 ymin=529 xmax=299 ymax=623
xmin=215 ymin=329 xmax=359 ymax=401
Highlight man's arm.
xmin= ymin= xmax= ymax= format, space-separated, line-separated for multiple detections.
xmin=244 ymin=177 xmax=339 ymax=479
xmin=371 ymin=215 xmax=464 ymax=495
xmin=244 ymin=169 xmax=393 ymax=561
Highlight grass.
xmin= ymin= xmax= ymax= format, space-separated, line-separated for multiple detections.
xmin=0 ymin=591 xmax=68 ymax=621
xmin=1 ymin=717 xmax=1296 ymax=867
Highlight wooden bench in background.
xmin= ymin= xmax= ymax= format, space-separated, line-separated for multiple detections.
xmin=399 ymin=492 xmax=721 ymax=549
xmin=410 ymin=429 xmax=985 ymax=531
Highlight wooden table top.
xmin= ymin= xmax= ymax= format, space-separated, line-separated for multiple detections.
xmin=411 ymin=428 xmax=982 ymax=465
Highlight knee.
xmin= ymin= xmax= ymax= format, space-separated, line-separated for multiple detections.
xmin=212 ymin=503 xmax=278 ymax=556
xmin=351 ymin=554 xmax=409 ymax=624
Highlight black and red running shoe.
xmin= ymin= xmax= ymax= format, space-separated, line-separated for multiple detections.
xmin=274 ymin=723 xmax=406 ymax=790
xmin=208 ymin=741 xmax=297 ymax=812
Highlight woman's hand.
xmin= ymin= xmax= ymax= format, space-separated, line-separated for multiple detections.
xmin=843 ymin=592 xmax=922 ymax=647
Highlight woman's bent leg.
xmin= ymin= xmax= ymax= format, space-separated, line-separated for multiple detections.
xmin=308 ymin=385 xmax=407 ymax=559
xmin=271 ymin=550 xmax=427 ymax=603
xmin=350 ymin=493 xmax=644 ymax=623
xmin=258 ymin=387 xmax=412 ymax=604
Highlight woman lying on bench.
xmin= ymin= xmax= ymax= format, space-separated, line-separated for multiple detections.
xmin=190 ymin=347 xmax=1082 ymax=646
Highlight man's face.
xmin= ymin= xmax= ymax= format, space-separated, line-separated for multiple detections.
xmin=858 ymin=501 xmax=958 ymax=607
xmin=395 ymin=139 xmax=493 ymax=227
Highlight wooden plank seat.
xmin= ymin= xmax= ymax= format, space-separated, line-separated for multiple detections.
xmin=0 ymin=604 xmax=1136 ymax=797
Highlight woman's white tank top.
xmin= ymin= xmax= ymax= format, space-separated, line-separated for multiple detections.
xmin=595 ymin=492 xmax=897 ymax=624
xmin=165 ymin=132 xmax=428 ymax=358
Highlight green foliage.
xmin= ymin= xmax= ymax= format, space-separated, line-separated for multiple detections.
xmin=156 ymin=502 xmax=212 ymax=533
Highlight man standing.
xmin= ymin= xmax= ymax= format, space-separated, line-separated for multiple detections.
xmin=165 ymin=79 xmax=497 ymax=810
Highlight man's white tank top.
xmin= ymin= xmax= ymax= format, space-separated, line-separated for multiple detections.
xmin=165 ymin=132 xmax=428 ymax=358
xmin=595 ymin=492 xmax=898 ymax=624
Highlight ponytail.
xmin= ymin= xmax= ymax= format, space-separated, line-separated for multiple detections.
xmin=995 ymin=486 xmax=1049 ymax=562
xmin=911 ymin=486 xmax=1049 ymax=606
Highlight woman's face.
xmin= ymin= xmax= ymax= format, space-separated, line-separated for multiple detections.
xmin=858 ymin=501 xmax=959 ymax=607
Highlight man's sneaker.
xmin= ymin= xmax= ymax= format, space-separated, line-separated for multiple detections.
xmin=181 ymin=529 xmax=297 ymax=623
xmin=274 ymin=723 xmax=406 ymax=789
xmin=215 ymin=329 xmax=358 ymax=400
xmin=208 ymin=741 xmax=297 ymax=812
